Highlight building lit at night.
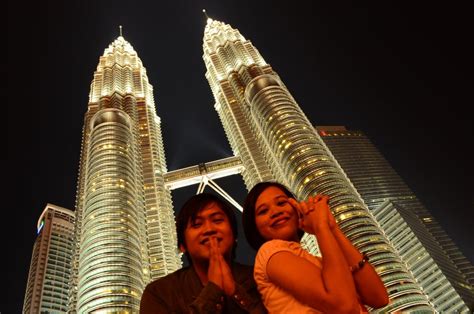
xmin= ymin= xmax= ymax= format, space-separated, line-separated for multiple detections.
xmin=23 ymin=204 xmax=75 ymax=313
xmin=317 ymin=126 xmax=473 ymax=311
xmin=68 ymin=35 xmax=181 ymax=313
xmin=21 ymin=13 xmax=474 ymax=313
xmin=202 ymin=17 xmax=436 ymax=312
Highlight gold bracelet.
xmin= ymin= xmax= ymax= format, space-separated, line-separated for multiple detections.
xmin=349 ymin=253 xmax=369 ymax=273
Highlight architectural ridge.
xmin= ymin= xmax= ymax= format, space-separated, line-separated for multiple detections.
xmin=103 ymin=35 xmax=137 ymax=56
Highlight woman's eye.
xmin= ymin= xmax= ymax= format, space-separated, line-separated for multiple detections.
xmin=191 ymin=222 xmax=202 ymax=228
xmin=213 ymin=219 xmax=224 ymax=224
xmin=257 ymin=208 xmax=268 ymax=215
xmin=277 ymin=200 xmax=287 ymax=206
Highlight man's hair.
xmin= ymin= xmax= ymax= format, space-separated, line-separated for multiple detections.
xmin=176 ymin=193 xmax=238 ymax=263
xmin=242 ymin=181 xmax=304 ymax=251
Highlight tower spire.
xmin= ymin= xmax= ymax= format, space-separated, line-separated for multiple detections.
xmin=202 ymin=9 xmax=212 ymax=24
xmin=119 ymin=25 xmax=123 ymax=37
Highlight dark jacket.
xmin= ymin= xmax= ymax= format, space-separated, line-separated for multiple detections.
xmin=140 ymin=262 xmax=267 ymax=314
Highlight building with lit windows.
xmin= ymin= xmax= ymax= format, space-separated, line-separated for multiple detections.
xmin=68 ymin=35 xmax=181 ymax=313
xmin=23 ymin=204 xmax=75 ymax=313
xmin=202 ymin=17 xmax=435 ymax=312
xmin=317 ymin=126 xmax=473 ymax=311
xmin=24 ymin=14 xmax=473 ymax=313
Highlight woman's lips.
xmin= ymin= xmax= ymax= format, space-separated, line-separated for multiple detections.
xmin=271 ymin=217 xmax=289 ymax=228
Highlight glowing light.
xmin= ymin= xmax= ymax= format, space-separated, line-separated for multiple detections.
xmin=203 ymin=9 xmax=213 ymax=24
xmin=37 ymin=219 xmax=45 ymax=234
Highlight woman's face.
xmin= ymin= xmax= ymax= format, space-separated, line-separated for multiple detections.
xmin=254 ymin=186 xmax=300 ymax=242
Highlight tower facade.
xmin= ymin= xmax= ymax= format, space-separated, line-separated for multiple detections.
xmin=202 ymin=18 xmax=433 ymax=312
xmin=69 ymin=36 xmax=181 ymax=313
xmin=317 ymin=126 xmax=473 ymax=311
xmin=23 ymin=204 xmax=75 ymax=313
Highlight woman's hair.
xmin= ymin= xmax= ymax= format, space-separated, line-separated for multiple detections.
xmin=242 ymin=181 xmax=304 ymax=251
xmin=176 ymin=193 xmax=238 ymax=263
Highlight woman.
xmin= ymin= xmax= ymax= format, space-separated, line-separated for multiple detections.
xmin=242 ymin=182 xmax=388 ymax=313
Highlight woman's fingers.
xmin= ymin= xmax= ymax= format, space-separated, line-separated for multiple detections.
xmin=288 ymin=198 xmax=304 ymax=215
xmin=313 ymin=194 xmax=324 ymax=204
xmin=300 ymin=200 xmax=309 ymax=215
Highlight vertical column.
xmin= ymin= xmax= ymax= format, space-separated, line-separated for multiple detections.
xmin=77 ymin=109 xmax=144 ymax=313
xmin=245 ymin=74 xmax=433 ymax=312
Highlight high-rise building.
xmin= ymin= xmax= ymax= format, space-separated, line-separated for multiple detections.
xmin=317 ymin=126 xmax=473 ymax=311
xmin=69 ymin=35 xmax=181 ymax=313
xmin=202 ymin=17 xmax=434 ymax=312
xmin=23 ymin=204 xmax=75 ymax=313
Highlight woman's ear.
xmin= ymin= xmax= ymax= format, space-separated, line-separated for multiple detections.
xmin=298 ymin=217 xmax=305 ymax=230
xmin=179 ymin=244 xmax=186 ymax=253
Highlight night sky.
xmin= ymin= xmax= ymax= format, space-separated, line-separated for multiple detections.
xmin=7 ymin=1 xmax=472 ymax=312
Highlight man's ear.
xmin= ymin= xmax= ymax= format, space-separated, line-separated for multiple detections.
xmin=179 ymin=244 xmax=186 ymax=253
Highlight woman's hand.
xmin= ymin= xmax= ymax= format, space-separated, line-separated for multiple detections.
xmin=289 ymin=194 xmax=332 ymax=234
xmin=320 ymin=196 xmax=337 ymax=230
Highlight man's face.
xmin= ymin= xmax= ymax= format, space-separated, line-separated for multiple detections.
xmin=180 ymin=202 xmax=235 ymax=263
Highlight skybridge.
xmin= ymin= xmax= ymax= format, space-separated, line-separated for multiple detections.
xmin=163 ymin=156 xmax=244 ymax=211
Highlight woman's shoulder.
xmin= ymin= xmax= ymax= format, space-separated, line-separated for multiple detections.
xmin=259 ymin=239 xmax=304 ymax=254
xmin=256 ymin=239 xmax=322 ymax=269
xmin=255 ymin=240 xmax=300 ymax=267
xmin=259 ymin=239 xmax=299 ymax=251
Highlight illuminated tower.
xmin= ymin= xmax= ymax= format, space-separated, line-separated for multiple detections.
xmin=23 ymin=204 xmax=75 ymax=313
xmin=202 ymin=17 xmax=434 ymax=312
xmin=317 ymin=126 xmax=473 ymax=311
xmin=69 ymin=33 xmax=181 ymax=312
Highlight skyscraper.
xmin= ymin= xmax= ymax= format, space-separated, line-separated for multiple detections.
xmin=23 ymin=204 xmax=75 ymax=313
xmin=202 ymin=17 xmax=434 ymax=312
xmin=69 ymin=35 xmax=181 ymax=312
xmin=317 ymin=126 xmax=473 ymax=311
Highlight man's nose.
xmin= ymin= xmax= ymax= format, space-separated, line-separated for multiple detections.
xmin=202 ymin=220 xmax=217 ymax=235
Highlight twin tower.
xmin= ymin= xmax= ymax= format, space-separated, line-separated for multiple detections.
xmin=56 ymin=17 xmax=471 ymax=313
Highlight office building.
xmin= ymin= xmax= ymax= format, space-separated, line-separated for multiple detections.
xmin=23 ymin=204 xmax=75 ymax=313
xmin=202 ymin=18 xmax=434 ymax=312
xmin=69 ymin=35 xmax=181 ymax=312
xmin=318 ymin=126 xmax=473 ymax=311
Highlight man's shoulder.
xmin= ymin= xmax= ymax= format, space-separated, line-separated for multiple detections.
xmin=233 ymin=262 xmax=254 ymax=271
xmin=232 ymin=262 xmax=255 ymax=279
xmin=144 ymin=267 xmax=191 ymax=293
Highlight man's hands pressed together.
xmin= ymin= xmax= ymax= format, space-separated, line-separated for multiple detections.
xmin=208 ymin=236 xmax=236 ymax=296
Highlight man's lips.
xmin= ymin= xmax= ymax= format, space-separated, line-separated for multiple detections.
xmin=200 ymin=237 xmax=222 ymax=245
xmin=271 ymin=217 xmax=290 ymax=228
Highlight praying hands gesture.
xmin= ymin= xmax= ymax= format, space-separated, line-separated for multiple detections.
xmin=289 ymin=194 xmax=336 ymax=234
xmin=208 ymin=236 xmax=236 ymax=296
xmin=290 ymin=193 xmax=388 ymax=308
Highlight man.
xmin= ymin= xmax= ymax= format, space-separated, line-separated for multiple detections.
xmin=140 ymin=193 xmax=266 ymax=313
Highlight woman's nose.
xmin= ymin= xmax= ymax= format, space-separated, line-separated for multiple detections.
xmin=270 ymin=207 xmax=283 ymax=218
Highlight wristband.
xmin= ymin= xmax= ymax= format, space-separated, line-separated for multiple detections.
xmin=349 ymin=253 xmax=368 ymax=273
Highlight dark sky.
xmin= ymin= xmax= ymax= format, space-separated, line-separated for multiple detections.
xmin=7 ymin=1 xmax=472 ymax=312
